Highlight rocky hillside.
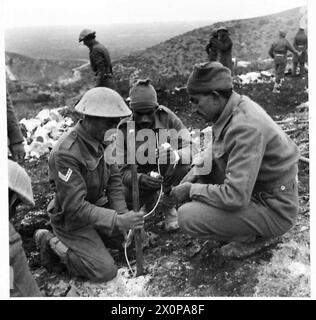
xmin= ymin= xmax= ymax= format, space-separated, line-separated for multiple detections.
xmin=114 ymin=6 xmax=306 ymax=83
xmin=5 ymin=52 xmax=85 ymax=84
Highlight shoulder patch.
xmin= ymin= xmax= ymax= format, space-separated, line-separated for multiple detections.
xmin=58 ymin=130 xmax=77 ymax=150
xmin=58 ymin=168 xmax=73 ymax=182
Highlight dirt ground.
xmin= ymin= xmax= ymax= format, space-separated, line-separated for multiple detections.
xmin=11 ymin=74 xmax=310 ymax=297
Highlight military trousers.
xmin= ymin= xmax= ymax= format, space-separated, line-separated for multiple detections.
xmin=52 ymin=223 xmax=124 ymax=282
xmin=292 ymin=51 xmax=307 ymax=75
xmin=96 ymin=74 xmax=117 ymax=91
xmin=178 ymin=179 xmax=298 ymax=243
xmin=274 ymin=55 xmax=287 ymax=83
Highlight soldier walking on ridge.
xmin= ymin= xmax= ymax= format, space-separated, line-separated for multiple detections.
xmin=269 ymin=30 xmax=298 ymax=93
xmin=79 ymin=29 xmax=116 ymax=90
xmin=292 ymin=27 xmax=308 ymax=76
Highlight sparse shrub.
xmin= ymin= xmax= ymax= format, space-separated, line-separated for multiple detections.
xmin=259 ymin=19 xmax=269 ymax=26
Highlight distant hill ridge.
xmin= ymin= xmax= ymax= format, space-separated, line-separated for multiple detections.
xmin=6 ymin=6 xmax=306 ymax=87
xmin=114 ymin=6 xmax=306 ymax=82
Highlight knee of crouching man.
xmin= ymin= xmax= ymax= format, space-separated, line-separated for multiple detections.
xmin=92 ymin=263 xmax=118 ymax=282
xmin=177 ymin=204 xmax=192 ymax=230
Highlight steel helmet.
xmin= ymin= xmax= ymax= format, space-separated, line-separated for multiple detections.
xmin=75 ymin=87 xmax=132 ymax=118
xmin=217 ymin=26 xmax=228 ymax=32
xmin=8 ymin=160 xmax=35 ymax=206
xmin=79 ymin=29 xmax=96 ymax=42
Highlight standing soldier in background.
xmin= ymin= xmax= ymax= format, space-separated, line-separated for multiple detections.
xmin=205 ymin=30 xmax=219 ymax=62
xmin=214 ymin=26 xmax=233 ymax=73
xmin=292 ymin=27 xmax=308 ymax=76
xmin=7 ymin=91 xmax=25 ymax=163
xmin=79 ymin=29 xmax=116 ymax=90
xmin=269 ymin=30 xmax=298 ymax=93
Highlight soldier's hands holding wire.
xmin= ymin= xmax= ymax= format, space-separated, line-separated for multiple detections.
xmin=139 ymin=173 xmax=163 ymax=191
xmin=116 ymin=210 xmax=144 ymax=231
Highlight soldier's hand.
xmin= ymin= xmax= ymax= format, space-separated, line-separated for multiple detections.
xmin=139 ymin=174 xmax=163 ymax=191
xmin=10 ymin=142 xmax=25 ymax=164
xmin=170 ymin=182 xmax=192 ymax=203
xmin=116 ymin=210 xmax=144 ymax=231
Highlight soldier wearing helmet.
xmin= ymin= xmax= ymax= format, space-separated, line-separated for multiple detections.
xmin=269 ymin=30 xmax=298 ymax=93
xmin=79 ymin=29 xmax=116 ymax=89
xmin=212 ymin=26 xmax=233 ymax=72
xmin=34 ymin=87 xmax=144 ymax=282
xmin=8 ymin=160 xmax=42 ymax=296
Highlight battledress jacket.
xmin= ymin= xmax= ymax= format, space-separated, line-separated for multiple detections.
xmin=89 ymin=41 xmax=113 ymax=86
xmin=116 ymin=105 xmax=195 ymax=187
xmin=190 ymin=92 xmax=299 ymax=221
xmin=48 ymin=121 xmax=127 ymax=233
xmin=216 ymin=35 xmax=233 ymax=71
xmin=268 ymin=38 xmax=296 ymax=58
xmin=294 ymin=30 xmax=308 ymax=50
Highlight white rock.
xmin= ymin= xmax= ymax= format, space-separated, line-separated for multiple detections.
xmin=288 ymin=262 xmax=310 ymax=277
xmin=20 ymin=118 xmax=41 ymax=133
xmin=36 ymin=109 xmax=51 ymax=122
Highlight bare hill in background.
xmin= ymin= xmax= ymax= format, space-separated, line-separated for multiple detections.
xmin=114 ymin=6 xmax=306 ymax=83
xmin=5 ymin=21 xmax=214 ymax=61
xmin=5 ymin=6 xmax=307 ymax=93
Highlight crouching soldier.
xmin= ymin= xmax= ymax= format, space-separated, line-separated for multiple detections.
xmin=116 ymin=79 xmax=195 ymax=232
xmin=34 ymin=87 xmax=144 ymax=282
xmin=171 ymin=62 xmax=299 ymax=258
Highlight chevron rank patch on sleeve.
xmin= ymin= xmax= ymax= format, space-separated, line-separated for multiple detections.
xmin=58 ymin=168 xmax=73 ymax=182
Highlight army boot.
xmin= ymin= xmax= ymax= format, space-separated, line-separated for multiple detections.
xmin=34 ymin=229 xmax=68 ymax=267
xmin=219 ymin=236 xmax=281 ymax=259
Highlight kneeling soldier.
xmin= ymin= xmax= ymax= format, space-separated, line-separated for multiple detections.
xmin=35 ymin=87 xmax=144 ymax=281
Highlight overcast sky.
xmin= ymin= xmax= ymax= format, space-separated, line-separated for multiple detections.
xmin=2 ymin=0 xmax=308 ymax=28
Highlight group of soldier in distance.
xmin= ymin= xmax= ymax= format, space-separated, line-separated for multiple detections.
xmin=7 ymin=22 xmax=307 ymax=296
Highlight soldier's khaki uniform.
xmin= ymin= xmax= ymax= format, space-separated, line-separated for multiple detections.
xmin=89 ymin=41 xmax=116 ymax=89
xmin=292 ymin=29 xmax=308 ymax=75
xmin=178 ymin=92 xmax=299 ymax=242
xmin=217 ymin=36 xmax=233 ymax=72
xmin=48 ymin=120 xmax=127 ymax=281
xmin=7 ymin=92 xmax=24 ymax=146
xmin=117 ymin=105 xmax=194 ymax=210
xmin=269 ymin=38 xmax=296 ymax=83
